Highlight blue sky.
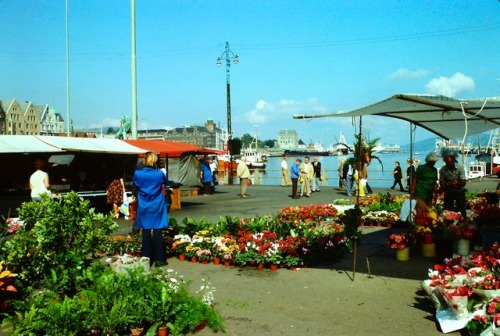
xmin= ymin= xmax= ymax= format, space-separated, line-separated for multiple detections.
xmin=2 ymin=0 xmax=499 ymax=147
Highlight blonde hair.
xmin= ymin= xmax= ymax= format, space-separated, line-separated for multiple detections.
xmin=144 ymin=152 xmax=159 ymax=167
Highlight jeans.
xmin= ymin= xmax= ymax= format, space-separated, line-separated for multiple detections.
xmin=345 ymin=175 xmax=353 ymax=195
xmin=142 ymin=228 xmax=165 ymax=266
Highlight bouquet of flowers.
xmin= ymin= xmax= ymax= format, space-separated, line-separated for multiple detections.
xmin=448 ymin=218 xmax=477 ymax=240
xmin=386 ymin=232 xmax=413 ymax=250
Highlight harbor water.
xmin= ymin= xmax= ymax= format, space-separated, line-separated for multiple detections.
xmin=245 ymin=152 xmax=475 ymax=189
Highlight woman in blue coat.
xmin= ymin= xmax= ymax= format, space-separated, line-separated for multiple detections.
xmin=133 ymin=152 xmax=168 ymax=266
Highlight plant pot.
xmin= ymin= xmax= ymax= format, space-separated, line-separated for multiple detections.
xmin=213 ymin=257 xmax=221 ymax=265
xmin=423 ymin=233 xmax=433 ymax=244
xmin=131 ymin=327 xmax=143 ymax=336
xmin=269 ymin=264 xmax=279 ymax=271
xmin=421 ymin=243 xmax=435 ymax=258
xmin=178 ymin=254 xmax=186 ymax=261
xmin=157 ymin=326 xmax=169 ymax=336
xmin=191 ymin=257 xmax=197 ymax=263
xmin=395 ymin=247 xmax=410 ymax=261
xmin=201 ymin=259 xmax=208 ymax=264
xmin=257 ymin=262 xmax=264 ymax=269
xmin=223 ymin=260 xmax=231 ymax=267
xmin=289 ymin=266 xmax=297 ymax=271
xmin=457 ymin=238 xmax=470 ymax=255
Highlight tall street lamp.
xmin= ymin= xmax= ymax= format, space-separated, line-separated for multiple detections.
xmin=217 ymin=41 xmax=239 ymax=185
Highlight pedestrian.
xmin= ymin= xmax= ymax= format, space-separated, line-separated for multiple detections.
xmin=200 ymin=159 xmax=213 ymax=196
xmin=300 ymin=156 xmax=313 ymax=197
xmin=337 ymin=158 xmax=345 ymax=189
xmin=281 ymin=156 xmax=292 ymax=187
xmin=406 ymin=158 xmax=415 ymax=191
xmin=106 ymin=175 xmax=125 ymax=219
xmin=133 ymin=152 xmax=168 ymax=267
xmin=343 ymin=161 xmax=354 ymax=196
xmin=411 ymin=152 xmax=439 ymax=217
xmin=390 ymin=161 xmax=404 ymax=191
xmin=237 ymin=157 xmax=251 ymax=198
xmin=439 ymin=153 xmax=467 ymax=218
xmin=209 ymin=157 xmax=218 ymax=192
xmin=290 ymin=158 xmax=301 ymax=199
xmin=29 ymin=158 xmax=51 ymax=201
xmin=311 ymin=157 xmax=322 ymax=192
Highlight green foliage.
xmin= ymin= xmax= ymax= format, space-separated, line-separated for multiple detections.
xmin=1 ymin=192 xmax=118 ymax=296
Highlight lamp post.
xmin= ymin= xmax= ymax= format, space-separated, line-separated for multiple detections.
xmin=217 ymin=41 xmax=239 ymax=185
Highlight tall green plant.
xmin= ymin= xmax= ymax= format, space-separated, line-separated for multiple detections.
xmin=2 ymin=192 xmax=118 ymax=296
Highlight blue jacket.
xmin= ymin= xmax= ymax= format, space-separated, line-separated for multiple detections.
xmin=291 ymin=163 xmax=300 ymax=179
xmin=201 ymin=163 xmax=213 ymax=183
xmin=133 ymin=166 xmax=168 ymax=229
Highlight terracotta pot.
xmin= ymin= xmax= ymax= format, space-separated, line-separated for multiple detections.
xmin=191 ymin=257 xmax=197 ymax=263
xmin=201 ymin=259 xmax=208 ymax=264
xmin=157 ymin=326 xmax=169 ymax=336
xmin=178 ymin=254 xmax=186 ymax=261
xmin=257 ymin=262 xmax=264 ymax=269
xmin=269 ymin=264 xmax=279 ymax=271
xmin=223 ymin=260 xmax=231 ymax=267
xmin=289 ymin=266 xmax=297 ymax=271
xmin=213 ymin=257 xmax=221 ymax=265
xmin=131 ymin=327 xmax=143 ymax=336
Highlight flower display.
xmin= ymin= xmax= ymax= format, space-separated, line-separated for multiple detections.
xmin=361 ymin=210 xmax=399 ymax=227
xmin=414 ymin=208 xmax=442 ymax=236
xmin=386 ymin=232 xmax=413 ymax=250
xmin=448 ymin=218 xmax=477 ymax=240
xmin=196 ymin=249 xmax=212 ymax=261
xmin=470 ymin=198 xmax=500 ymax=226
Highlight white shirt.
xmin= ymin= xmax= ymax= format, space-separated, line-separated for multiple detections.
xmin=30 ymin=170 xmax=48 ymax=198
xmin=281 ymin=159 xmax=288 ymax=170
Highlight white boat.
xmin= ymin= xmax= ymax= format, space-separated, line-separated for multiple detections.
xmin=372 ymin=144 xmax=402 ymax=154
xmin=238 ymin=130 xmax=268 ymax=169
xmin=467 ymin=161 xmax=487 ymax=180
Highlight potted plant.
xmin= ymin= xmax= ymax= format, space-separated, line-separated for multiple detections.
xmin=386 ymin=232 xmax=413 ymax=261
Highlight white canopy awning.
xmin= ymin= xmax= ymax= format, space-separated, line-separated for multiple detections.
xmin=294 ymin=94 xmax=500 ymax=140
xmin=0 ymin=135 xmax=64 ymax=153
xmin=36 ymin=136 xmax=147 ymax=154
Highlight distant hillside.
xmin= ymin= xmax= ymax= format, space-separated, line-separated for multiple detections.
xmin=401 ymin=132 xmax=496 ymax=153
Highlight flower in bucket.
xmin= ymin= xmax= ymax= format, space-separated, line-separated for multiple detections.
xmin=386 ymin=232 xmax=413 ymax=250
xmin=448 ymin=218 xmax=477 ymax=240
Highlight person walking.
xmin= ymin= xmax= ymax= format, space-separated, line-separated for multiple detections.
xmin=209 ymin=157 xmax=218 ymax=192
xmin=390 ymin=161 xmax=405 ymax=192
xmin=281 ymin=156 xmax=292 ymax=187
xmin=311 ymin=157 xmax=322 ymax=192
xmin=337 ymin=158 xmax=345 ymax=189
xmin=290 ymin=158 xmax=301 ymax=199
xmin=300 ymin=156 xmax=314 ymax=197
xmin=29 ymin=159 xmax=51 ymax=201
xmin=133 ymin=152 xmax=168 ymax=267
xmin=439 ymin=153 xmax=467 ymax=218
xmin=237 ymin=157 xmax=251 ymax=198
xmin=411 ymin=152 xmax=439 ymax=217
xmin=200 ymin=159 xmax=213 ymax=196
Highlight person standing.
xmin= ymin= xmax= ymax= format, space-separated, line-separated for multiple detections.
xmin=343 ymin=161 xmax=354 ymax=196
xmin=290 ymin=158 xmax=301 ymax=199
xmin=300 ymin=156 xmax=313 ymax=197
xmin=406 ymin=158 xmax=415 ymax=191
xmin=29 ymin=159 xmax=51 ymax=201
xmin=281 ymin=156 xmax=292 ymax=187
xmin=411 ymin=152 xmax=439 ymax=217
xmin=390 ymin=161 xmax=404 ymax=191
xmin=134 ymin=152 xmax=168 ymax=267
xmin=337 ymin=158 xmax=345 ymax=189
xmin=200 ymin=159 xmax=213 ymax=196
xmin=439 ymin=153 xmax=467 ymax=218
xmin=237 ymin=157 xmax=251 ymax=198
xmin=311 ymin=157 xmax=322 ymax=192
xmin=106 ymin=176 xmax=125 ymax=219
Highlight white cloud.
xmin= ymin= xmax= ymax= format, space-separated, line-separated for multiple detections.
xmin=387 ymin=68 xmax=429 ymax=80
xmin=88 ymin=117 xmax=121 ymax=129
xmin=425 ymin=72 xmax=475 ymax=97
xmin=243 ymin=98 xmax=329 ymax=125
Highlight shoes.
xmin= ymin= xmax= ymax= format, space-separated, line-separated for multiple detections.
xmin=305 ymin=194 xmax=310 ymax=198
xmin=241 ymin=195 xmax=248 ymax=198
xmin=316 ymin=190 xmax=320 ymax=192
xmin=113 ymin=213 xmax=119 ymax=219
xmin=389 ymin=188 xmax=394 ymax=191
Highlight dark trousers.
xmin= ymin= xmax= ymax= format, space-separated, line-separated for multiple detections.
xmin=444 ymin=191 xmax=467 ymax=219
xmin=203 ymin=182 xmax=212 ymax=195
xmin=291 ymin=178 xmax=298 ymax=198
xmin=142 ymin=228 xmax=165 ymax=265
xmin=391 ymin=178 xmax=404 ymax=191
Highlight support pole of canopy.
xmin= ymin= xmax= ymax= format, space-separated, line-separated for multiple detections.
xmin=130 ymin=0 xmax=138 ymax=140
xmin=352 ymin=115 xmax=362 ymax=281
